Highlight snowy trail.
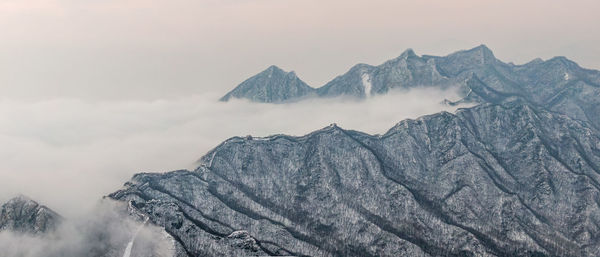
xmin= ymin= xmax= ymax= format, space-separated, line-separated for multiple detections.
xmin=122 ymin=219 xmax=148 ymax=257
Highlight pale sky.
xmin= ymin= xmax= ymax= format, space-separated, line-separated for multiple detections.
xmin=0 ymin=0 xmax=598 ymax=100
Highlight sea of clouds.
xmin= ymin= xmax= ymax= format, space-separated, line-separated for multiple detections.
xmin=0 ymin=88 xmax=471 ymax=217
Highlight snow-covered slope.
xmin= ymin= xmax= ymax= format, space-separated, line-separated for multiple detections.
xmin=0 ymin=195 xmax=62 ymax=234
xmin=221 ymin=45 xmax=600 ymax=129
xmin=220 ymin=65 xmax=316 ymax=103
xmin=111 ymin=101 xmax=600 ymax=256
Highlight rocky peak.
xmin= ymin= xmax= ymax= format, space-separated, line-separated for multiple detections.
xmin=220 ymin=65 xmax=315 ymax=103
xmin=446 ymin=44 xmax=496 ymax=66
xmin=0 ymin=195 xmax=62 ymax=234
xmin=381 ymin=48 xmax=422 ymax=67
xmin=220 ymin=45 xmax=600 ymax=111
xmin=397 ymin=48 xmax=418 ymax=60
xmin=263 ymin=65 xmax=288 ymax=77
xmin=468 ymin=44 xmax=496 ymax=63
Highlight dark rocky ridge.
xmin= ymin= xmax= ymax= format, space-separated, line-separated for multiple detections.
xmin=110 ymin=102 xmax=600 ymax=257
xmin=0 ymin=195 xmax=62 ymax=234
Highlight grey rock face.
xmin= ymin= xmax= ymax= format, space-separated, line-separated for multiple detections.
xmin=110 ymin=102 xmax=600 ymax=257
xmin=0 ymin=195 xmax=62 ymax=234
xmin=220 ymin=65 xmax=316 ymax=103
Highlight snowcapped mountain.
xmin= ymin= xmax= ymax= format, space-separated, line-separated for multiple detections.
xmin=317 ymin=48 xmax=454 ymax=98
xmin=110 ymin=101 xmax=600 ymax=257
xmin=6 ymin=45 xmax=598 ymax=257
xmin=0 ymin=196 xmax=176 ymax=257
xmin=105 ymin=46 xmax=600 ymax=257
xmin=221 ymin=45 xmax=600 ymax=129
xmin=0 ymin=195 xmax=62 ymax=234
xmin=220 ymin=65 xmax=316 ymax=103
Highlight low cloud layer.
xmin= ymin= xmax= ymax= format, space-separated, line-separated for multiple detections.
xmin=0 ymin=89 xmax=470 ymax=217
xmin=0 ymin=200 xmax=174 ymax=257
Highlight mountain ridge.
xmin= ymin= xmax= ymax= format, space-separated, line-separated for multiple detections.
xmin=110 ymin=101 xmax=600 ymax=256
xmin=220 ymin=45 xmax=600 ymax=129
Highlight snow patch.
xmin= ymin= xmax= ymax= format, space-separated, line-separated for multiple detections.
xmin=122 ymin=219 xmax=148 ymax=257
xmin=122 ymin=239 xmax=134 ymax=257
xmin=361 ymin=73 xmax=372 ymax=98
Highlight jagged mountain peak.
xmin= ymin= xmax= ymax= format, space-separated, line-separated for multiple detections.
xmin=5 ymin=194 xmax=35 ymax=204
xmin=220 ymin=65 xmax=315 ymax=103
xmin=219 ymin=45 xmax=600 ymax=104
xmin=380 ymin=48 xmax=422 ymax=67
xmin=266 ymin=64 xmax=282 ymax=71
xmin=473 ymin=43 xmax=493 ymax=52
xmin=0 ymin=195 xmax=62 ymax=234
xmin=250 ymin=65 xmax=292 ymax=79
xmin=220 ymin=45 xmax=600 ymax=129
xmin=445 ymin=44 xmax=497 ymax=65
xmin=397 ymin=48 xmax=418 ymax=59
xmin=526 ymin=57 xmax=545 ymax=65
xmin=296 ymin=45 xmax=505 ymax=100
xmin=263 ymin=65 xmax=293 ymax=76
xmin=545 ymin=56 xmax=581 ymax=69
xmin=2 ymin=195 xmax=54 ymax=214
xmin=224 ymin=45 xmax=600 ymax=103
xmin=470 ymin=44 xmax=494 ymax=56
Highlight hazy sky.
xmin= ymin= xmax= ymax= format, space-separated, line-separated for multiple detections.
xmin=0 ymin=0 xmax=598 ymax=100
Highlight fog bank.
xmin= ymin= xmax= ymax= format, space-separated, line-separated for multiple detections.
xmin=0 ymin=200 xmax=173 ymax=257
xmin=0 ymin=89 xmax=470 ymax=217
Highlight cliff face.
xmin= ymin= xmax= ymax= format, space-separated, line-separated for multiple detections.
xmin=110 ymin=102 xmax=600 ymax=257
xmin=0 ymin=195 xmax=62 ymax=235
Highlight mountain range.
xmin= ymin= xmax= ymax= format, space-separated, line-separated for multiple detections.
xmin=4 ymin=45 xmax=600 ymax=257
xmin=221 ymin=45 xmax=600 ymax=129
xmin=110 ymin=45 xmax=600 ymax=256
xmin=110 ymin=101 xmax=600 ymax=257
